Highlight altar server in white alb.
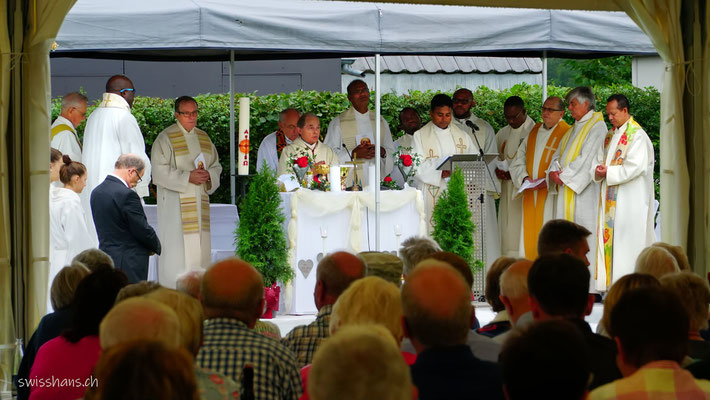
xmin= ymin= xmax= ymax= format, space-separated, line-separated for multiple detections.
xmin=277 ymin=113 xmax=338 ymax=176
xmin=82 ymin=75 xmax=152 ymax=233
xmin=548 ymin=86 xmax=607 ymax=283
xmin=151 ymin=96 xmax=222 ymax=287
xmin=451 ymin=88 xmax=500 ymax=267
xmin=324 ymin=79 xmax=395 ymax=186
xmin=592 ymin=94 xmax=655 ymax=291
xmin=509 ymin=97 xmax=570 ymax=259
xmin=494 ymin=96 xmax=535 ymax=257
xmin=257 ymin=108 xmax=301 ymax=173
xmin=413 ymin=94 xmax=476 ymax=232
xmin=50 ymin=92 xmax=87 ymax=163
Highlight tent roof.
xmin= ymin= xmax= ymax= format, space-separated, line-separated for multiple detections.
xmin=351 ymin=56 xmax=544 ymax=74
xmin=53 ymin=0 xmax=656 ymax=61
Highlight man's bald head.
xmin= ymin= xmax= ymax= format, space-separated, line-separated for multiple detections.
xmin=315 ymin=251 xmax=366 ymax=309
xmin=201 ymin=258 xmax=264 ymax=325
xmin=100 ymin=297 xmax=181 ymax=350
xmin=401 ymin=263 xmax=472 ymax=349
xmin=105 ymin=75 xmax=135 ymax=107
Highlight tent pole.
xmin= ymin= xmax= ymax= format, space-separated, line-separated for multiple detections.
xmin=542 ymin=50 xmax=548 ymax=102
xmin=229 ymin=50 xmax=236 ymax=205
xmin=374 ymin=54 xmax=381 ymax=252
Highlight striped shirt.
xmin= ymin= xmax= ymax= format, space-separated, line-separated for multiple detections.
xmin=281 ymin=304 xmax=332 ymax=367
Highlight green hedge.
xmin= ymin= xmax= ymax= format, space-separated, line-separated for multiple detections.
xmin=52 ymin=84 xmax=660 ymax=204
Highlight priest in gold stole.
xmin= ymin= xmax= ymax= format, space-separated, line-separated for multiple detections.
xmin=151 ymin=96 xmax=222 ymax=287
xmin=412 ymin=94 xmax=476 ymax=234
xmin=510 ymin=97 xmax=570 ymax=259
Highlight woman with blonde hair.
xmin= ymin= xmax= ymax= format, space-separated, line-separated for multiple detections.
xmin=660 ymin=271 xmax=710 ymax=360
xmin=634 ymin=245 xmax=680 ymax=280
xmin=597 ymin=273 xmax=660 ymax=337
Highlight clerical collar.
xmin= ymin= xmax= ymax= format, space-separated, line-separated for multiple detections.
xmin=433 ymin=124 xmax=450 ymax=134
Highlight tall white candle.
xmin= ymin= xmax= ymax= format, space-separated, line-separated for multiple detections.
xmin=329 ymin=164 xmax=340 ymax=192
xmin=237 ymin=97 xmax=250 ymax=175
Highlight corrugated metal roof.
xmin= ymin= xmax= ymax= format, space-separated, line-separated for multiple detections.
xmin=351 ymin=56 xmax=543 ymax=74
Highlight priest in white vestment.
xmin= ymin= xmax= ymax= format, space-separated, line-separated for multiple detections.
xmin=452 ymin=88 xmax=501 ymax=267
xmin=391 ymin=107 xmax=422 ymax=187
xmin=592 ymin=94 xmax=655 ymax=291
xmin=510 ymin=97 xmax=570 ymax=259
xmin=495 ymin=97 xmax=535 ymax=258
xmin=151 ymin=96 xmax=222 ymax=287
xmin=323 ymin=80 xmax=394 ymax=187
xmin=548 ymin=87 xmax=608 ymax=288
xmin=50 ymin=92 xmax=87 ymax=163
xmin=278 ymin=113 xmax=338 ymax=177
xmin=82 ymin=75 xmax=151 ymax=238
xmin=256 ymin=108 xmax=300 ymax=173
xmin=413 ymin=94 xmax=476 ymax=236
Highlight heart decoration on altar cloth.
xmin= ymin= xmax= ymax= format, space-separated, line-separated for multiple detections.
xmin=298 ymin=259 xmax=314 ymax=278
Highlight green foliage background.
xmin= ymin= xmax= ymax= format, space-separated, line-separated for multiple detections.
xmin=235 ymin=165 xmax=293 ymax=286
xmin=53 ymin=83 xmax=660 ymax=203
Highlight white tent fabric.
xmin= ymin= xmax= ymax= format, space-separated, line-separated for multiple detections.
xmin=53 ymin=0 xmax=657 ymax=59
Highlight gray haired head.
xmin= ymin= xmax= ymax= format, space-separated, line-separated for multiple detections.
xmin=565 ymin=86 xmax=596 ymax=112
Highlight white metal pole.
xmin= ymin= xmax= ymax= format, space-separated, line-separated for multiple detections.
xmin=374 ymin=54 xmax=381 ymax=251
xmin=229 ymin=50 xmax=236 ymax=204
xmin=542 ymin=51 xmax=548 ymax=103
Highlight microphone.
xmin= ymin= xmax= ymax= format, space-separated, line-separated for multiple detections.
xmin=465 ymin=120 xmax=485 ymax=157
xmin=465 ymin=119 xmax=480 ymax=132
xmin=342 ymin=143 xmax=354 ymax=162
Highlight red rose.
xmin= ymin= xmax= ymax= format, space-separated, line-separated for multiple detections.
xmin=314 ymin=175 xmax=321 ymax=183
xmin=384 ymin=176 xmax=392 ymax=183
xmin=401 ymin=154 xmax=413 ymax=167
xmin=296 ymin=156 xmax=308 ymax=168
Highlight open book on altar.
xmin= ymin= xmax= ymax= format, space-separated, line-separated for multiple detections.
xmin=436 ymin=153 xmax=498 ymax=170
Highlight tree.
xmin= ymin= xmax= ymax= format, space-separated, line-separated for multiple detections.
xmin=548 ymin=56 xmax=632 ymax=87
xmin=235 ymin=164 xmax=293 ymax=286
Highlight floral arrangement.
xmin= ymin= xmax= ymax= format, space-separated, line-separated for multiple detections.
xmin=309 ymin=174 xmax=331 ymax=191
xmin=393 ymin=146 xmax=422 ymax=186
xmin=287 ymin=149 xmax=314 ymax=187
xmin=381 ymin=174 xmax=400 ymax=190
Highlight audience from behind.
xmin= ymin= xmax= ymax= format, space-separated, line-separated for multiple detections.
xmin=399 ymin=236 xmax=441 ymax=277
xmin=197 ymin=258 xmax=301 ymax=400
xmin=71 ymin=248 xmax=114 ymax=270
xmin=635 ymin=245 xmax=680 ymax=280
xmin=424 ymin=252 xmax=474 ymax=288
xmin=589 ymin=287 xmax=710 ymax=399
xmin=145 ymin=288 xmax=241 ymax=400
xmin=652 ymin=242 xmax=691 ymax=271
xmin=492 ymin=259 xmax=535 ymax=344
xmin=537 ymin=219 xmax=591 ymax=265
xmin=402 ymin=263 xmax=504 ymax=400
xmin=597 ymin=273 xmax=660 ymax=337
xmin=27 ymin=266 xmax=127 ymax=400
xmin=176 ymin=269 xmax=205 ymax=299
xmin=527 ymin=254 xmax=621 ymax=389
xmin=282 ymin=251 xmax=365 ymax=367
xmin=501 ymin=320 xmax=591 ymax=400
xmin=114 ymin=280 xmax=162 ymax=303
xmin=359 ymin=251 xmax=403 ymax=287
xmin=84 ymin=340 xmax=199 ymax=400
xmin=477 ymin=256 xmax=518 ymax=338
xmin=16 ymin=263 xmax=90 ymax=400
xmin=308 ymin=324 xmax=412 ymax=400
xmin=660 ymin=272 xmax=710 ymax=360
xmin=99 ymin=296 xmax=181 ymax=350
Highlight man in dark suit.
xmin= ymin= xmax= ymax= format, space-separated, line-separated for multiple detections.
xmin=91 ymin=154 xmax=161 ymax=282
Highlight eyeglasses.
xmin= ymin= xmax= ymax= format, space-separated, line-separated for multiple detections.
xmin=119 ymin=88 xmax=135 ymax=94
xmin=177 ymin=111 xmax=199 ymax=117
xmin=132 ymin=168 xmax=143 ymax=183
xmin=542 ymin=107 xmax=564 ymax=112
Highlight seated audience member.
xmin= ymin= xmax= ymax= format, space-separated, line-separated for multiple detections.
xmin=652 ymin=242 xmax=691 ymax=271
xmin=537 ymin=219 xmax=591 ymax=265
xmin=146 ymin=288 xmax=241 ymax=400
xmin=589 ymin=287 xmax=710 ymax=399
xmin=197 ymin=258 xmax=301 ymax=400
xmin=494 ymin=259 xmax=535 ymax=344
xmin=399 ymin=236 xmax=441 ymax=278
xmin=528 ymin=254 xmax=622 ymax=389
xmin=501 ymin=320 xmax=591 ymax=400
xmin=99 ymin=297 xmax=181 ymax=350
xmin=660 ymin=272 xmax=710 ymax=360
xmin=84 ymin=340 xmax=199 ymax=400
xmin=477 ymin=256 xmax=518 ymax=338
xmin=282 ymin=251 xmax=365 ymax=367
xmin=114 ymin=280 xmax=162 ymax=303
xmin=359 ymin=251 xmax=403 ymax=287
xmin=635 ymin=245 xmax=680 ymax=280
xmin=276 ymin=113 xmax=338 ymax=177
xmin=403 ymin=263 xmax=504 ymax=400
xmin=16 ymin=263 xmax=90 ymax=400
xmin=308 ymin=325 xmax=412 ymax=400
xmin=71 ymin=248 xmax=114 ymax=270
xmin=176 ymin=269 xmax=204 ymax=299
xmin=597 ymin=273 xmax=660 ymax=337
xmin=28 ymin=266 xmax=127 ymax=400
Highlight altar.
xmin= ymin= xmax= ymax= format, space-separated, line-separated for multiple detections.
xmin=280 ymin=188 xmax=426 ymax=314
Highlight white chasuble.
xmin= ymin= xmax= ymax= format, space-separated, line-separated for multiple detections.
xmin=495 ymin=116 xmax=535 ymax=257
xmin=151 ymin=123 xmax=221 ymax=287
xmin=277 ymin=138 xmax=338 ymax=177
xmin=592 ymin=118 xmax=655 ymax=291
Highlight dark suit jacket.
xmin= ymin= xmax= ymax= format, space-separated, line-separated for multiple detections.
xmin=90 ymin=174 xmax=161 ymax=282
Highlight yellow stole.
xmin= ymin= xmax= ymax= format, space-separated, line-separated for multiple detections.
xmin=167 ymin=125 xmax=214 ymax=270
xmin=522 ymin=121 xmax=570 ymax=258
xmin=558 ymin=112 xmax=604 ymax=220
xmin=51 ymin=123 xmax=82 ymax=150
